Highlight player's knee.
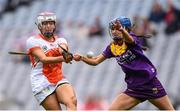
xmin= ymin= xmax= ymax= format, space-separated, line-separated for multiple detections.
xmin=71 ymin=96 xmax=77 ymax=106
xmin=73 ymin=96 xmax=77 ymax=106
xmin=64 ymin=96 xmax=77 ymax=109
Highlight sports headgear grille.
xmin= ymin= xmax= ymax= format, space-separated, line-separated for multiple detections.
xmin=109 ymin=16 xmax=132 ymax=40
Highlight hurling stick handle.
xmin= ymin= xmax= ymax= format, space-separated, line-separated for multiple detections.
xmin=8 ymin=51 xmax=27 ymax=55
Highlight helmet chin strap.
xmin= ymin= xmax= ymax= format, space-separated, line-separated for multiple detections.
xmin=40 ymin=29 xmax=55 ymax=38
xmin=38 ymin=24 xmax=56 ymax=38
xmin=43 ymin=32 xmax=53 ymax=38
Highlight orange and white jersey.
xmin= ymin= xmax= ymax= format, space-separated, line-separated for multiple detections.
xmin=26 ymin=34 xmax=68 ymax=95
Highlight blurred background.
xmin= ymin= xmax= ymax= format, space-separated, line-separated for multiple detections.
xmin=0 ymin=0 xmax=180 ymax=110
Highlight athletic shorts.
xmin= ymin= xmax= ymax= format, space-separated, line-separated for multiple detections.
xmin=124 ymin=77 xmax=167 ymax=102
xmin=34 ymin=79 xmax=69 ymax=104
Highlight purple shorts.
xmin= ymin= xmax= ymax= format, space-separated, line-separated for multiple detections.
xmin=124 ymin=77 xmax=167 ymax=102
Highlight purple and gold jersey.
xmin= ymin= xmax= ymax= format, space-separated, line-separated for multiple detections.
xmin=103 ymin=32 xmax=157 ymax=88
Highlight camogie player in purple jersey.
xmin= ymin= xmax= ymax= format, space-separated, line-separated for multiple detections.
xmin=74 ymin=17 xmax=174 ymax=110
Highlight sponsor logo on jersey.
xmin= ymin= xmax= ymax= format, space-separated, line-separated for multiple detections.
xmin=152 ymin=87 xmax=158 ymax=94
xmin=116 ymin=50 xmax=136 ymax=64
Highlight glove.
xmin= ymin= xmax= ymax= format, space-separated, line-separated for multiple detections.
xmin=62 ymin=51 xmax=73 ymax=63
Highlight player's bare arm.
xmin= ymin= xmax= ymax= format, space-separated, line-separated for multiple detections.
xmin=74 ymin=54 xmax=106 ymax=66
xmin=31 ymin=47 xmax=65 ymax=64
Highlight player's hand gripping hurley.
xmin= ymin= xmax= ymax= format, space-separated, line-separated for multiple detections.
xmin=58 ymin=44 xmax=73 ymax=64
xmin=8 ymin=45 xmax=74 ymax=64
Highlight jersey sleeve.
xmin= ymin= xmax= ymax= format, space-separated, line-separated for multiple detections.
xmin=57 ymin=38 xmax=68 ymax=45
xmin=26 ymin=37 xmax=41 ymax=54
xmin=102 ymin=45 xmax=114 ymax=58
xmin=57 ymin=38 xmax=68 ymax=50
xmin=130 ymin=32 xmax=141 ymax=45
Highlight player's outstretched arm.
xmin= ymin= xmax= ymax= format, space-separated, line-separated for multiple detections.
xmin=31 ymin=47 xmax=65 ymax=64
xmin=74 ymin=53 xmax=106 ymax=66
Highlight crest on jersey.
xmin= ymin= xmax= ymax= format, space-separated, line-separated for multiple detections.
xmin=110 ymin=43 xmax=127 ymax=56
xmin=42 ymin=45 xmax=48 ymax=51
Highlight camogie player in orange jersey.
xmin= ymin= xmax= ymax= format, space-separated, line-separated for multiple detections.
xmin=26 ymin=12 xmax=77 ymax=110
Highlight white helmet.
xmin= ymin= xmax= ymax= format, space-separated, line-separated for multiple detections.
xmin=36 ymin=11 xmax=56 ymax=26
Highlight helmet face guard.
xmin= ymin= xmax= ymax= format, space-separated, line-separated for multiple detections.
xmin=109 ymin=19 xmax=123 ymax=41
xmin=109 ymin=16 xmax=132 ymax=41
xmin=36 ymin=12 xmax=56 ymax=38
